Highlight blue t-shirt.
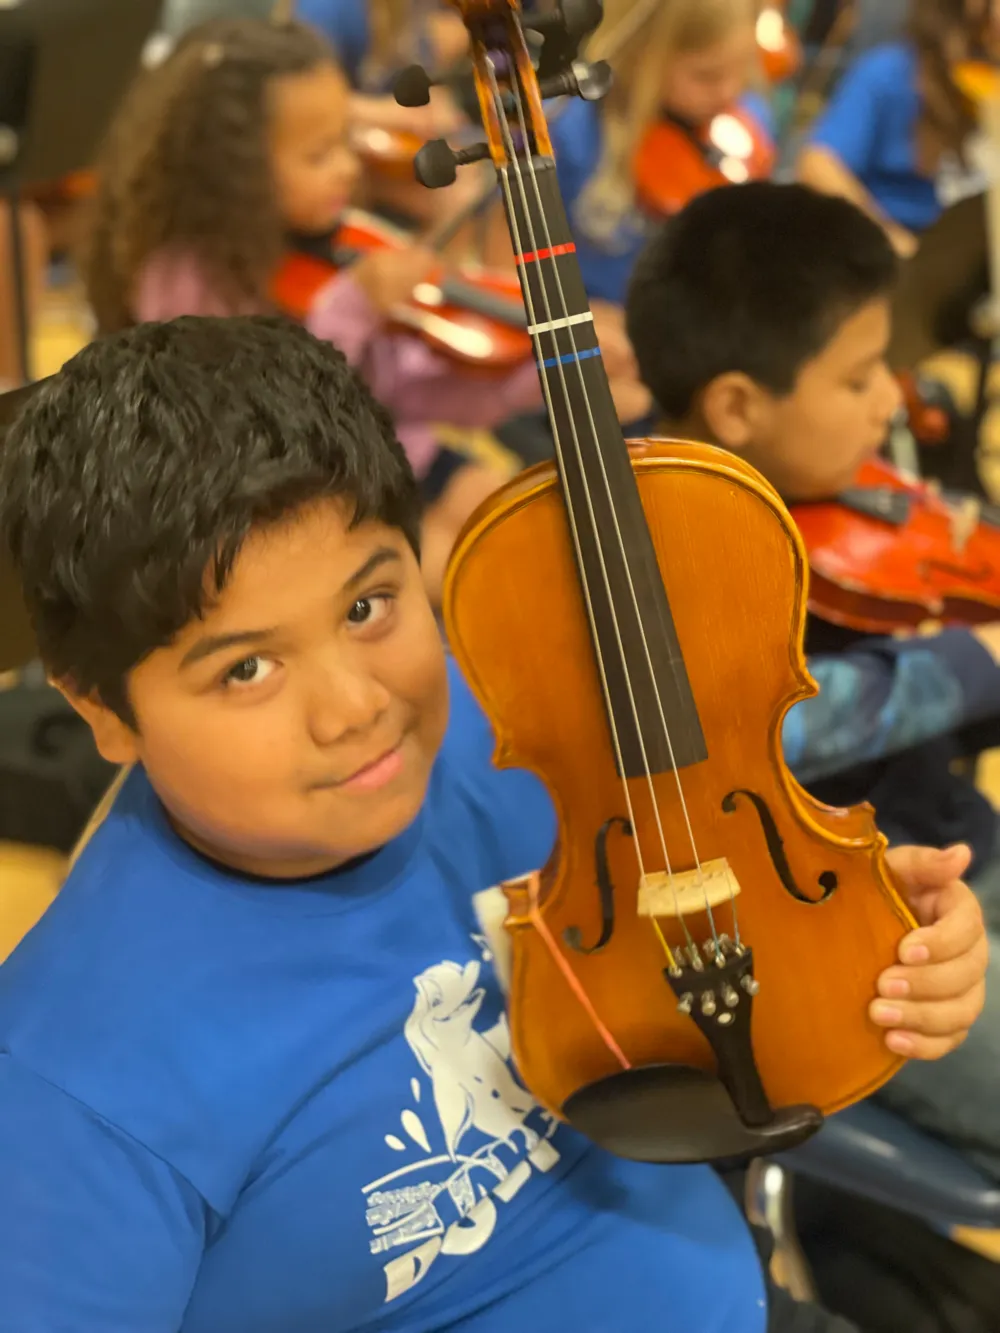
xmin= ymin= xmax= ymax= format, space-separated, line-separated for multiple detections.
xmin=808 ymin=42 xmax=942 ymax=232
xmin=0 ymin=660 xmax=765 ymax=1332
xmin=548 ymin=96 xmax=776 ymax=306
xmin=296 ymin=0 xmax=370 ymax=83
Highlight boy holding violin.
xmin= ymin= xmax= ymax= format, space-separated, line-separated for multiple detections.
xmin=0 ymin=314 xmax=986 ymax=1332
xmin=0 ymin=309 xmax=992 ymax=1333
xmin=626 ymin=178 xmax=1000 ymax=1182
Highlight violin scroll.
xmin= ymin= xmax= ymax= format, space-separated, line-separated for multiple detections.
xmin=400 ymin=0 xmax=612 ymax=190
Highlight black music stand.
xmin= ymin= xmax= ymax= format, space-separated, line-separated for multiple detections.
xmin=0 ymin=0 xmax=161 ymax=383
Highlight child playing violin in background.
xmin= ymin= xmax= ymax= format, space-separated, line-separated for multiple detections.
xmin=798 ymin=0 xmax=999 ymax=255
xmin=625 ymin=180 xmax=1000 ymax=1192
xmin=294 ymin=0 xmax=484 ymax=236
xmin=81 ymin=17 xmax=539 ymax=604
xmin=548 ymin=0 xmax=771 ymax=306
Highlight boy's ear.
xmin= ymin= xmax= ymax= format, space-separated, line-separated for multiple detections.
xmin=700 ymin=372 xmax=770 ymax=451
xmin=52 ymin=679 xmax=141 ymax=766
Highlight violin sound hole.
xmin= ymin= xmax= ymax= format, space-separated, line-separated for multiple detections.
xmin=564 ymin=816 xmax=632 ymax=954
xmin=721 ymin=789 xmax=837 ymax=905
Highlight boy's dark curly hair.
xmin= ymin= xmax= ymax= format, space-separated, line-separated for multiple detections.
xmin=0 ymin=316 xmax=420 ymax=726
xmin=82 ymin=17 xmax=334 ymax=334
xmin=626 ymin=182 xmax=898 ymax=421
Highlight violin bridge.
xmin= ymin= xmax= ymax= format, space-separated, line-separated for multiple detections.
xmin=638 ymin=858 xmax=741 ymax=919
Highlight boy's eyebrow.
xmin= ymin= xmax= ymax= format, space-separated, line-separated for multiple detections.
xmin=178 ymin=547 xmax=403 ymax=670
xmin=342 ymin=546 xmax=402 ymax=593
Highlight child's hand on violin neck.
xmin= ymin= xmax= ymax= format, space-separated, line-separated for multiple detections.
xmin=591 ymin=300 xmax=638 ymax=383
xmin=609 ymin=376 xmax=653 ymax=426
xmin=351 ymin=244 xmax=438 ymax=315
xmin=873 ymin=844 xmax=988 ymax=1060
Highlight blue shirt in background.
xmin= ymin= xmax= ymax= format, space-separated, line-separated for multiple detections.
xmin=807 ymin=43 xmax=942 ymax=232
xmin=0 ymin=659 xmax=766 ymax=1333
xmin=296 ymin=0 xmax=370 ymax=82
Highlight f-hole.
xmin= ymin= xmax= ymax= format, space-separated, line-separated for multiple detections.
xmin=722 ymin=789 xmax=837 ymax=904
xmin=564 ymin=816 xmax=632 ymax=953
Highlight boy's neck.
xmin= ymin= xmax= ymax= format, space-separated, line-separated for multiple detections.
xmin=658 ymin=410 xmax=720 ymax=449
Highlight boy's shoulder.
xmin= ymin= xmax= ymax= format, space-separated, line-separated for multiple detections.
xmin=427 ymin=657 xmax=556 ymax=888
xmin=0 ymin=661 xmax=556 ymax=1136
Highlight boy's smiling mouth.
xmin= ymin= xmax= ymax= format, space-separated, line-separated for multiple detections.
xmin=312 ymin=741 xmax=406 ymax=793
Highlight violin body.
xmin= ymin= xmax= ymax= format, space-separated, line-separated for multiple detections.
xmin=793 ymin=457 xmax=1000 ymax=634
xmin=634 ymin=109 xmax=776 ymax=219
xmin=445 ymin=438 xmax=912 ymax=1159
xmin=272 ymin=210 xmax=530 ymax=371
xmin=436 ymin=0 xmax=912 ymax=1165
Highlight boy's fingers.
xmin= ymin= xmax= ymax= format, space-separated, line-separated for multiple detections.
xmin=879 ymin=945 xmax=988 ymax=1002
xmin=870 ymin=981 xmax=986 ymax=1040
xmin=897 ymin=880 xmax=984 ymax=964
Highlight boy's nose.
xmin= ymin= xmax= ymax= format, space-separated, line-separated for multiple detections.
xmin=305 ymin=662 xmax=390 ymax=748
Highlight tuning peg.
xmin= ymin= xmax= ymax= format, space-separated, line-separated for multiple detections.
xmin=414 ymin=139 xmax=491 ymax=189
xmin=539 ymin=59 xmax=612 ymax=103
xmin=393 ymin=64 xmax=435 ymax=107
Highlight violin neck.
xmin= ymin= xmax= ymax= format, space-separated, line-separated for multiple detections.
xmin=501 ymin=155 xmax=707 ymax=775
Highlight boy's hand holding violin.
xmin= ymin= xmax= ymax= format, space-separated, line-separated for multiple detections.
xmin=878 ymin=844 xmax=987 ymax=1059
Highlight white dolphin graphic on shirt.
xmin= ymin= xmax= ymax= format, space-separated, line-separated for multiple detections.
xmin=403 ymin=959 xmax=539 ymax=1158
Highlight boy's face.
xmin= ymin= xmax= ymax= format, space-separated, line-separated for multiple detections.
xmin=704 ymin=297 xmax=902 ymax=502
xmin=75 ymin=500 xmax=448 ymax=879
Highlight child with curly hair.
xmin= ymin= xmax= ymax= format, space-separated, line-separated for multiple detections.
xmin=81 ymin=16 xmax=539 ymax=603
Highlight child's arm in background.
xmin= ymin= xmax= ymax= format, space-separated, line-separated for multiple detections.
xmin=307 ymin=246 xmax=542 ymax=432
xmin=797 ymin=48 xmax=919 ymax=257
xmin=784 ymin=626 xmax=1000 ymax=784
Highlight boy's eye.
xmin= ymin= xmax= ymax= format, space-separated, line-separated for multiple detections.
xmin=347 ymin=594 xmax=393 ymax=627
xmin=223 ymin=656 xmax=275 ymax=687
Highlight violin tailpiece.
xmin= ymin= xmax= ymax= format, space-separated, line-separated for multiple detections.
xmin=666 ymin=943 xmax=772 ymax=1127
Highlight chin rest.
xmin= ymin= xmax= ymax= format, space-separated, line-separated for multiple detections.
xmin=563 ymin=1063 xmax=822 ymax=1165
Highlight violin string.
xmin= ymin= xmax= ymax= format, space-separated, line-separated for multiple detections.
xmin=481 ymin=56 xmax=684 ymax=962
xmin=504 ymin=52 xmax=735 ymax=952
xmin=500 ymin=43 xmax=729 ymax=954
xmin=484 ymin=54 xmax=696 ymax=954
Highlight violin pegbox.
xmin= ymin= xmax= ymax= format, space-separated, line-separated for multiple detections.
xmin=395 ymin=0 xmax=612 ymax=191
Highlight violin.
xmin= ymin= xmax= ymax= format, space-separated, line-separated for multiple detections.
xmin=633 ymin=106 xmax=776 ymax=220
xmin=350 ymin=125 xmax=426 ymax=184
xmin=272 ymin=207 xmax=531 ymax=371
xmin=792 ymin=456 xmax=1000 ymax=635
xmin=756 ymin=2 xmax=802 ymax=86
xmin=417 ymin=0 xmax=912 ymax=1165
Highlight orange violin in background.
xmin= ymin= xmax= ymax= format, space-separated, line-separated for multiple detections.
xmin=792 ymin=456 xmax=1000 ymax=634
xmin=756 ymin=2 xmax=802 ymax=85
xmin=633 ymin=106 xmax=776 ymax=219
xmin=272 ymin=209 xmax=531 ymax=372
